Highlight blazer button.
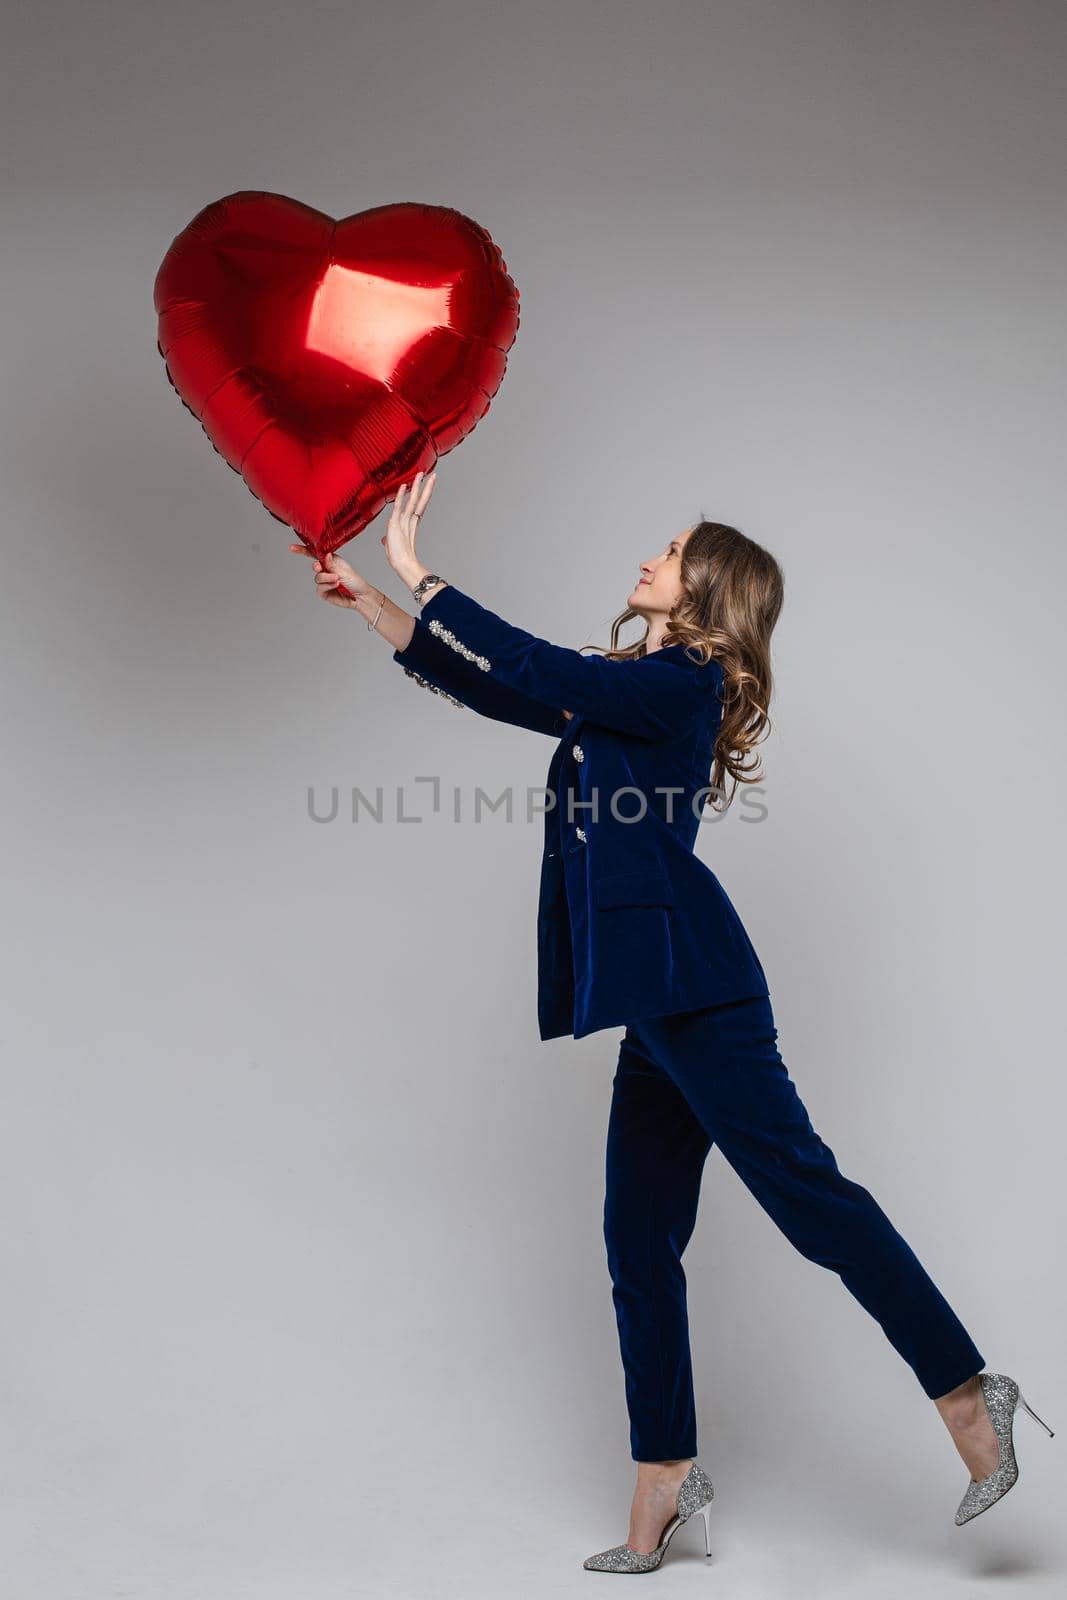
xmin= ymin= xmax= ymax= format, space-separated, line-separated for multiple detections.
xmin=575 ymin=826 xmax=587 ymax=843
xmin=572 ymin=743 xmax=584 ymax=762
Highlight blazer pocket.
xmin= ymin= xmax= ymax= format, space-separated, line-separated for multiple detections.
xmin=594 ymin=870 xmax=677 ymax=910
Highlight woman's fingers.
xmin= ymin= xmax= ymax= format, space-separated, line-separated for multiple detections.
xmin=415 ymin=470 xmax=436 ymax=513
xmin=390 ymin=470 xmax=432 ymax=535
xmin=289 ymin=544 xmax=321 ymax=564
xmin=289 ymin=543 xmax=324 ymax=573
xmin=396 ymin=470 xmax=432 ymax=512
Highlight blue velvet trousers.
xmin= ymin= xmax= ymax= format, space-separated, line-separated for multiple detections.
xmin=603 ymin=993 xmax=985 ymax=1461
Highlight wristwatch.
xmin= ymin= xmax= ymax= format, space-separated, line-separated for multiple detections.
xmin=412 ymin=573 xmax=445 ymax=606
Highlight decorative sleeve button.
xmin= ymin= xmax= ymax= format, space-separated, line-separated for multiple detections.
xmin=575 ymin=826 xmax=588 ymax=843
xmin=572 ymin=743 xmax=585 ymax=762
xmin=427 ymin=618 xmax=491 ymax=672
xmin=402 ymin=667 xmax=464 ymax=707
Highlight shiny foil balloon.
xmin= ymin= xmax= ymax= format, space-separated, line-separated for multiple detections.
xmin=153 ymin=192 xmax=520 ymax=558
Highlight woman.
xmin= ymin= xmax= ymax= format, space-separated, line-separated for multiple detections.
xmin=291 ymin=471 xmax=1053 ymax=1572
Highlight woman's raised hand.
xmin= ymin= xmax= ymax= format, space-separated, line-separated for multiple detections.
xmin=289 ymin=467 xmax=435 ymax=608
xmin=288 ymin=543 xmax=375 ymax=610
xmin=382 ymin=469 xmax=436 ymax=580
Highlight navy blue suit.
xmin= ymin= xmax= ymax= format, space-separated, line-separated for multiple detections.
xmin=393 ymin=580 xmax=985 ymax=1454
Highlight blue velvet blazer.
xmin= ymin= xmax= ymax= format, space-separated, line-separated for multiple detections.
xmin=392 ymin=580 xmax=769 ymax=1041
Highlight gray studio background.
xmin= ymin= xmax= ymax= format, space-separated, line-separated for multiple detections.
xmin=2 ymin=2 xmax=1064 ymax=1597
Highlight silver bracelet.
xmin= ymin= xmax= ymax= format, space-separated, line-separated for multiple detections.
xmin=367 ymin=592 xmax=385 ymax=631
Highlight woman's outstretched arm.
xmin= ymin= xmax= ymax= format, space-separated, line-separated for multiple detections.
xmin=390 ymin=612 xmax=570 ymax=736
xmin=380 ymin=472 xmax=714 ymax=743
xmin=289 ymin=542 xmax=569 ymax=737
xmin=411 ymin=578 xmax=711 ymax=740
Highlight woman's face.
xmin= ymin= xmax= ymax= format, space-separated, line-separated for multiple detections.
xmin=627 ymin=526 xmax=695 ymax=619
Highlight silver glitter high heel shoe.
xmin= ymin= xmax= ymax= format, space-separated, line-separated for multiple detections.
xmin=954 ymin=1371 xmax=1055 ymax=1526
xmin=582 ymin=1460 xmax=714 ymax=1573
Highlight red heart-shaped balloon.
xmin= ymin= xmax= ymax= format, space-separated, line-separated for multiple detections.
xmin=154 ymin=191 xmax=520 ymax=558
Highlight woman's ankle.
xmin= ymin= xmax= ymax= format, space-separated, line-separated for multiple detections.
xmin=635 ymin=1456 xmax=692 ymax=1479
xmin=934 ymin=1373 xmax=983 ymax=1425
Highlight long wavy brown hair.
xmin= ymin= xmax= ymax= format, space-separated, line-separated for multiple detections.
xmin=587 ymin=517 xmax=784 ymax=811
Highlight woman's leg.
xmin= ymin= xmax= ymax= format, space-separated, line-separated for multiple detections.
xmin=603 ymin=1028 xmax=714 ymax=1463
xmin=629 ymin=994 xmax=986 ymax=1404
xmin=601 ymin=1028 xmax=714 ymax=1551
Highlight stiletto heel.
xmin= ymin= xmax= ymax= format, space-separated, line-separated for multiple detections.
xmin=697 ymin=1499 xmax=713 ymax=1556
xmin=582 ymin=1460 xmax=715 ymax=1573
xmin=1016 ymin=1391 xmax=1055 ymax=1437
xmin=954 ymin=1372 xmax=1055 ymax=1526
